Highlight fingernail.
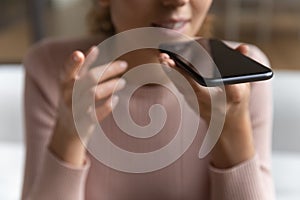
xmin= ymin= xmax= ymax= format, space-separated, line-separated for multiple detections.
xmin=73 ymin=53 xmax=80 ymax=62
xmin=111 ymin=95 xmax=119 ymax=108
xmin=119 ymin=61 xmax=128 ymax=69
xmin=117 ymin=78 xmax=126 ymax=89
xmin=162 ymin=54 xmax=169 ymax=59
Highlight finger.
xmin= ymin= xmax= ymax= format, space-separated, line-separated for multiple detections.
xmin=94 ymin=78 xmax=126 ymax=101
xmin=79 ymin=46 xmax=99 ymax=77
xmin=158 ymin=53 xmax=175 ymax=67
xmin=224 ymin=83 xmax=248 ymax=103
xmin=74 ymin=60 xmax=128 ymax=100
xmin=74 ymin=77 xmax=125 ymax=116
xmin=61 ymin=51 xmax=85 ymax=106
xmin=64 ymin=51 xmax=85 ymax=82
xmin=159 ymin=53 xmax=212 ymax=103
xmin=235 ymin=44 xmax=249 ymax=55
xmin=159 ymin=53 xmax=200 ymax=91
xmin=87 ymin=60 xmax=128 ymax=84
xmin=95 ymin=95 xmax=119 ymax=122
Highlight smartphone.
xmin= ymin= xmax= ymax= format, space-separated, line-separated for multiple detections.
xmin=159 ymin=38 xmax=273 ymax=87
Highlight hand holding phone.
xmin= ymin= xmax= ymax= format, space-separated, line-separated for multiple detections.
xmin=159 ymin=38 xmax=273 ymax=87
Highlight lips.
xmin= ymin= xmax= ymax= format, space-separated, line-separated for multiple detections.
xmin=151 ymin=19 xmax=190 ymax=30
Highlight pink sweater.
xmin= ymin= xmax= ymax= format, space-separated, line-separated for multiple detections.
xmin=21 ymin=36 xmax=275 ymax=200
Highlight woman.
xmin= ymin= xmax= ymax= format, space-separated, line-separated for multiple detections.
xmin=22 ymin=0 xmax=275 ymax=199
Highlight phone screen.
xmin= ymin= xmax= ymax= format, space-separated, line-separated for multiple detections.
xmin=159 ymin=38 xmax=273 ymax=87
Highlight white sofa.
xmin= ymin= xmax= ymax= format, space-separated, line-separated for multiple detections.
xmin=0 ymin=65 xmax=24 ymax=200
xmin=0 ymin=65 xmax=300 ymax=199
xmin=271 ymin=71 xmax=300 ymax=200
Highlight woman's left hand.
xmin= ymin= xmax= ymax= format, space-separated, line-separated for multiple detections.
xmin=159 ymin=45 xmax=255 ymax=168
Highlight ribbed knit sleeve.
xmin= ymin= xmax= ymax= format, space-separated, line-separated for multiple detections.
xmin=209 ymin=155 xmax=272 ymax=200
xmin=27 ymin=149 xmax=90 ymax=200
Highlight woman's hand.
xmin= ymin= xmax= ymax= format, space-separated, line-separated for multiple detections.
xmin=159 ymin=45 xmax=255 ymax=168
xmin=49 ymin=46 xmax=128 ymax=166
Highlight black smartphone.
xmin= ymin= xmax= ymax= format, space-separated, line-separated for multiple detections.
xmin=159 ymin=38 xmax=273 ymax=87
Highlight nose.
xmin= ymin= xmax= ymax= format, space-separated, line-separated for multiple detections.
xmin=161 ymin=0 xmax=189 ymax=7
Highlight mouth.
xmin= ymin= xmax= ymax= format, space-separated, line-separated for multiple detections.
xmin=151 ymin=19 xmax=190 ymax=31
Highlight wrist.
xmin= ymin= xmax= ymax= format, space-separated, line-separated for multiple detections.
xmin=49 ymin=121 xmax=86 ymax=167
xmin=211 ymin=111 xmax=255 ymax=169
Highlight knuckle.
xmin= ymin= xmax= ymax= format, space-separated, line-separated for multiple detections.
xmin=97 ymin=104 xmax=112 ymax=119
xmin=105 ymin=99 xmax=113 ymax=110
xmin=62 ymin=90 xmax=72 ymax=107
xmin=88 ymin=73 xmax=99 ymax=85
xmin=88 ymin=87 xmax=97 ymax=99
xmin=95 ymin=88 xmax=104 ymax=99
xmin=111 ymin=79 xmax=120 ymax=89
xmin=105 ymin=65 xmax=113 ymax=73
xmin=86 ymin=106 xmax=97 ymax=122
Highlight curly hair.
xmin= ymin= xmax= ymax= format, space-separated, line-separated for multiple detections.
xmin=86 ymin=3 xmax=214 ymax=37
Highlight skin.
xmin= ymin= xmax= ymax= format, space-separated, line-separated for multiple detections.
xmin=49 ymin=0 xmax=254 ymax=169
xmin=159 ymin=45 xmax=254 ymax=168
xmin=50 ymin=47 xmax=128 ymax=166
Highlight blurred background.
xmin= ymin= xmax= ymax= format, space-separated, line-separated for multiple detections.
xmin=0 ymin=0 xmax=299 ymax=199
xmin=1 ymin=0 xmax=300 ymax=69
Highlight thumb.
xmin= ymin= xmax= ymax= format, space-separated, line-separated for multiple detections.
xmin=235 ymin=44 xmax=249 ymax=56
xmin=64 ymin=51 xmax=85 ymax=82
